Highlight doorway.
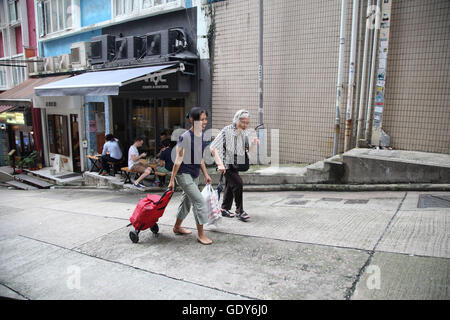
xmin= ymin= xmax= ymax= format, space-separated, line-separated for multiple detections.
xmin=112 ymin=97 xmax=185 ymax=158
xmin=70 ymin=114 xmax=81 ymax=172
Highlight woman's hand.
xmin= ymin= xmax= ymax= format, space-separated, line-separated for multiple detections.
xmin=252 ymin=137 xmax=260 ymax=146
xmin=217 ymin=164 xmax=226 ymax=174
xmin=204 ymin=174 xmax=212 ymax=185
xmin=168 ymin=179 xmax=175 ymax=190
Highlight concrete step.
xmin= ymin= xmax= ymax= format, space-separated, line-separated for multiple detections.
xmin=6 ymin=180 xmax=39 ymax=190
xmin=14 ymin=174 xmax=53 ymax=189
xmin=343 ymin=148 xmax=450 ymax=184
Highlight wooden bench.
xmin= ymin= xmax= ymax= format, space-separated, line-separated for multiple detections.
xmin=87 ymin=155 xmax=101 ymax=172
xmin=121 ymin=166 xmax=167 ymax=185
xmin=88 ymin=154 xmax=123 ymax=175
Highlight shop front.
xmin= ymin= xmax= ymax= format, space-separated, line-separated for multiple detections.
xmin=35 ymin=62 xmax=196 ymax=172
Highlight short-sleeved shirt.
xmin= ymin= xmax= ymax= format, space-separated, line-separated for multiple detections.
xmin=128 ymin=145 xmax=140 ymax=169
xmin=209 ymin=124 xmax=249 ymax=166
xmin=176 ymin=130 xmax=207 ymax=178
xmin=160 ymin=147 xmax=174 ymax=171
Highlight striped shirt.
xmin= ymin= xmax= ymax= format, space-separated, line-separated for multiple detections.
xmin=210 ymin=124 xmax=250 ymax=166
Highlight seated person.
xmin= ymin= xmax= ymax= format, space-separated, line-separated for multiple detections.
xmin=157 ymin=140 xmax=176 ymax=173
xmin=128 ymin=137 xmax=153 ymax=189
xmin=156 ymin=129 xmax=172 ymax=158
xmin=100 ymin=134 xmax=123 ymax=176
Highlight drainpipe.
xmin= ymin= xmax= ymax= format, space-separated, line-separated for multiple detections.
xmin=343 ymin=0 xmax=360 ymax=152
xmin=333 ymin=0 xmax=347 ymax=156
xmin=257 ymin=0 xmax=264 ymax=164
xmin=356 ymin=0 xmax=374 ymax=147
xmin=364 ymin=0 xmax=381 ymax=143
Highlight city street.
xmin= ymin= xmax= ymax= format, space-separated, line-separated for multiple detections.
xmin=0 ymin=187 xmax=448 ymax=300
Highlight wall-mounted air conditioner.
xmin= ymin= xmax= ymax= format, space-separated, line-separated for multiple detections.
xmin=144 ymin=28 xmax=188 ymax=57
xmin=168 ymin=27 xmax=188 ymax=54
xmin=115 ymin=36 xmax=144 ymax=60
xmin=70 ymin=41 xmax=90 ymax=70
xmin=56 ymin=54 xmax=71 ymax=72
xmin=28 ymin=57 xmax=44 ymax=75
xmin=89 ymin=35 xmax=116 ymax=65
xmin=43 ymin=56 xmax=57 ymax=73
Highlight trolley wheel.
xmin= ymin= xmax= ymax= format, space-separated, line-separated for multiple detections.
xmin=129 ymin=230 xmax=139 ymax=243
xmin=150 ymin=223 xmax=159 ymax=234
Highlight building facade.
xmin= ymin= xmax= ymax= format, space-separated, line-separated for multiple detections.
xmin=0 ymin=0 xmax=40 ymax=166
xmin=29 ymin=0 xmax=213 ymax=172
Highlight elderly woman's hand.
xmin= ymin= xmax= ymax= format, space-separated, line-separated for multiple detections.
xmin=252 ymin=137 xmax=260 ymax=146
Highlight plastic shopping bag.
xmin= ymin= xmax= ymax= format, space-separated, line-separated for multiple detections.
xmin=201 ymin=184 xmax=222 ymax=226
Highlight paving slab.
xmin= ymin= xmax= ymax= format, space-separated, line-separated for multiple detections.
xmin=0 ymin=205 xmax=127 ymax=248
xmin=75 ymin=224 xmax=370 ymax=300
xmin=155 ymin=191 xmax=405 ymax=251
xmin=352 ymin=252 xmax=449 ymax=300
xmin=0 ymin=236 xmax=241 ymax=300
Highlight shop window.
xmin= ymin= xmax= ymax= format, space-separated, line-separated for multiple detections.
xmin=47 ymin=114 xmax=70 ymax=156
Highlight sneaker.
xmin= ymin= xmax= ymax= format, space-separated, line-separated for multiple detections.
xmin=133 ymin=182 xmax=145 ymax=189
xmin=235 ymin=211 xmax=250 ymax=221
xmin=221 ymin=209 xmax=235 ymax=218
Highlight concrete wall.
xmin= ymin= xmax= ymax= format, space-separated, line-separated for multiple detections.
xmin=382 ymin=0 xmax=450 ymax=155
xmin=42 ymin=30 xmax=102 ymax=57
xmin=80 ymin=0 xmax=111 ymax=27
xmin=211 ymin=0 xmax=352 ymax=164
xmin=210 ymin=0 xmax=450 ymax=164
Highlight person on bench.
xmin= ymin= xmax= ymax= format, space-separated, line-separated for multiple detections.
xmin=99 ymin=134 xmax=123 ymax=176
xmin=128 ymin=136 xmax=153 ymax=189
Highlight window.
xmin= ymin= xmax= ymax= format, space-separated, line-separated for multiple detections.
xmin=0 ymin=68 xmax=7 ymax=87
xmin=48 ymin=114 xmax=70 ymax=156
xmin=39 ymin=0 xmax=73 ymax=35
xmin=115 ymin=0 xmax=180 ymax=16
xmin=8 ymin=0 xmax=20 ymax=23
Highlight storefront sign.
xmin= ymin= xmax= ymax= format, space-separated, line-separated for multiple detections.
xmin=0 ymin=112 xmax=25 ymax=125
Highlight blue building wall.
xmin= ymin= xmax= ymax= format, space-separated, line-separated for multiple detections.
xmin=42 ymin=30 xmax=102 ymax=57
xmin=81 ymin=0 xmax=111 ymax=27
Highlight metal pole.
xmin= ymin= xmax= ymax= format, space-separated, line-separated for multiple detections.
xmin=356 ymin=0 xmax=373 ymax=147
xmin=333 ymin=0 xmax=347 ymax=156
xmin=257 ymin=0 xmax=264 ymax=164
xmin=365 ymin=0 xmax=381 ymax=142
xmin=344 ymin=0 xmax=360 ymax=152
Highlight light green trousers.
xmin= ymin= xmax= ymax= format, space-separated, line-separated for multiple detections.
xmin=175 ymin=173 xmax=208 ymax=225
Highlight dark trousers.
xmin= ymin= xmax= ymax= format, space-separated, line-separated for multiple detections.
xmin=100 ymin=155 xmax=121 ymax=173
xmin=221 ymin=168 xmax=244 ymax=213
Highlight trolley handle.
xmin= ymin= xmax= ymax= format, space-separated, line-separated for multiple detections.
xmin=156 ymin=187 xmax=173 ymax=205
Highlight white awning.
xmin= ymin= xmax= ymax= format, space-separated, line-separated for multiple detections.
xmin=34 ymin=64 xmax=177 ymax=96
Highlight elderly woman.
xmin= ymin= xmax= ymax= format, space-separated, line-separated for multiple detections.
xmin=210 ymin=110 xmax=259 ymax=221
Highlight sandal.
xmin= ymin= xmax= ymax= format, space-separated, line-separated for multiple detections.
xmin=236 ymin=211 xmax=250 ymax=221
xmin=221 ymin=209 xmax=235 ymax=218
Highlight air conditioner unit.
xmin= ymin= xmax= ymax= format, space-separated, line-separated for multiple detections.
xmin=168 ymin=27 xmax=188 ymax=54
xmin=89 ymin=34 xmax=116 ymax=65
xmin=43 ymin=56 xmax=57 ymax=73
xmin=145 ymin=32 xmax=163 ymax=56
xmin=145 ymin=28 xmax=188 ymax=57
xmin=70 ymin=41 xmax=90 ymax=70
xmin=56 ymin=54 xmax=71 ymax=72
xmin=114 ymin=36 xmax=144 ymax=60
xmin=28 ymin=56 xmax=44 ymax=75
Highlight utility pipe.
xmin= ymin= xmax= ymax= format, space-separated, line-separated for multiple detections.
xmin=356 ymin=0 xmax=374 ymax=147
xmin=365 ymin=0 xmax=381 ymax=143
xmin=344 ymin=0 xmax=360 ymax=152
xmin=333 ymin=0 xmax=347 ymax=156
xmin=257 ymin=0 xmax=264 ymax=164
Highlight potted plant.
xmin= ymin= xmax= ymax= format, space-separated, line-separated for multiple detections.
xmin=22 ymin=151 xmax=38 ymax=170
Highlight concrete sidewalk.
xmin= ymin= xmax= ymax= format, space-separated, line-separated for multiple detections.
xmin=0 ymin=188 xmax=448 ymax=300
